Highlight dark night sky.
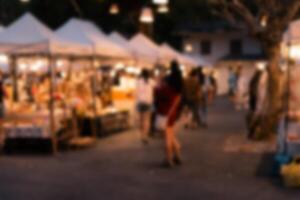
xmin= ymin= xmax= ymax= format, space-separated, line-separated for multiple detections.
xmin=0 ymin=0 xmax=217 ymax=49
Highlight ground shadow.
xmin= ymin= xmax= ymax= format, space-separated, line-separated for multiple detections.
xmin=255 ymin=153 xmax=284 ymax=188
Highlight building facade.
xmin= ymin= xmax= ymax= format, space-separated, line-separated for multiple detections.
xmin=178 ymin=21 xmax=266 ymax=95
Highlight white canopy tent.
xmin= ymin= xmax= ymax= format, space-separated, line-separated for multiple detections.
xmin=0 ymin=13 xmax=97 ymax=154
xmin=129 ymin=33 xmax=162 ymax=67
xmin=160 ymin=43 xmax=199 ymax=67
xmin=57 ymin=18 xmax=131 ymax=60
xmin=0 ymin=13 xmax=92 ymax=56
xmin=109 ymin=32 xmax=133 ymax=54
xmin=110 ymin=31 xmax=159 ymax=67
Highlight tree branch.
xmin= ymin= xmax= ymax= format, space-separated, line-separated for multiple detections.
xmin=227 ymin=0 xmax=259 ymax=35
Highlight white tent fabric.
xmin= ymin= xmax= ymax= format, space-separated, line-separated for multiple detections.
xmin=0 ymin=13 xmax=91 ymax=56
xmin=161 ymin=43 xmax=199 ymax=67
xmin=57 ymin=18 xmax=131 ymax=59
xmin=109 ymin=32 xmax=135 ymax=55
xmin=129 ymin=33 xmax=161 ymax=67
xmin=110 ymin=31 xmax=158 ymax=67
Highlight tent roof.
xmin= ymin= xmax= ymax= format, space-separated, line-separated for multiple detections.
xmin=129 ymin=33 xmax=161 ymax=65
xmin=109 ymin=32 xmax=131 ymax=50
xmin=57 ymin=19 xmax=131 ymax=59
xmin=0 ymin=13 xmax=90 ymax=55
xmin=110 ymin=31 xmax=156 ymax=67
xmin=161 ymin=43 xmax=199 ymax=66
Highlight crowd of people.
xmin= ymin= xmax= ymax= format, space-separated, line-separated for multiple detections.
xmin=135 ymin=61 xmax=217 ymax=168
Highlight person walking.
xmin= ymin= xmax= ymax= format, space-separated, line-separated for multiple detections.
xmin=235 ymin=68 xmax=248 ymax=110
xmin=228 ymin=66 xmax=237 ymax=101
xmin=155 ymin=61 xmax=183 ymax=168
xmin=247 ymin=68 xmax=263 ymax=138
xmin=136 ymin=69 xmax=155 ymax=144
xmin=183 ymin=69 xmax=202 ymax=129
xmin=198 ymin=68 xmax=208 ymax=127
xmin=208 ymin=71 xmax=217 ymax=103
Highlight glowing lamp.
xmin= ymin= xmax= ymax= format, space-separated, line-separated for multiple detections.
xmin=153 ymin=0 xmax=169 ymax=5
xmin=140 ymin=7 xmax=154 ymax=24
xmin=157 ymin=4 xmax=169 ymax=13
xmin=110 ymin=3 xmax=119 ymax=15
xmin=20 ymin=0 xmax=30 ymax=3
xmin=184 ymin=44 xmax=193 ymax=53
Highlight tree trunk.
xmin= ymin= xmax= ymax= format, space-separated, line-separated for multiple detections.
xmin=261 ymin=42 xmax=284 ymax=138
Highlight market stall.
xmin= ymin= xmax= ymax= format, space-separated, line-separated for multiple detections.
xmin=56 ymin=18 xmax=132 ymax=137
xmin=0 ymin=13 xmax=93 ymax=153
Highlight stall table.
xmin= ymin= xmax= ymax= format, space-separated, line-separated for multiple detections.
xmin=3 ymin=110 xmax=65 ymax=154
xmin=79 ymin=109 xmax=130 ymax=137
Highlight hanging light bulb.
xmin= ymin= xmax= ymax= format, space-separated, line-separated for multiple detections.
xmin=20 ymin=0 xmax=30 ymax=3
xmin=260 ymin=15 xmax=268 ymax=27
xmin=153 ymin=0 xmax=169 ymax=5
xmin=109 ymin=3 xmax=119 ymax=15
xmin=140 ymin=7 xmax=154 ymax=24
xmin=184 ymin=43 xmax=193 ymax=53
xmin=157 ymin=4 xmax=169 ymax=13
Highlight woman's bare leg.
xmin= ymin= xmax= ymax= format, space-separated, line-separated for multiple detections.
xmin=165 ymin=127 xmax=175 ymax=165
xmin=169 ymin=126 xmax=181 ymax=162
xmin=143 ymin=112 xmax=151 ymax=141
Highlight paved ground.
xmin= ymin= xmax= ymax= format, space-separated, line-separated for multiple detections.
xmin=0 ymin=98 xmax=300 ymax=200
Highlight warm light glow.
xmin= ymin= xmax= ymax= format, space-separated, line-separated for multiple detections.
xmin=56 ymin=60 xmax=64 ymax=68
xmin=126 ymin=66 xmax=141 ymax=75
xmin=154 ymin=69 xmax=160 ymax=76
xmin=115 ymin=62 xmax=125 ymax=70
xmin=260 ymin=15 xmax=268 ymax=27
xmin=0 ymin=54 xmax=9 ymax=63
xmin=180 ymin=65 xmax=186 ymax=72
xmin=20 ymin=0 xmax=30 ymax=3
xmin=110 ymin=3 xmax=119 ymax=15
xmin=256 ymin=62 xmax=266 ymax=71
xmin=184 ymin=43 xmax=193 ymax=53
xmin=18 ymin=63 xmax=28 ymax=71
xmin=157 ymin=4 xmax=169 ymax=13
xmin=140 ymin=7 xmax=154 ymax=24
xmin=153 ymin=0 xmax=169 ymax=5
xmin=290 ymin=46 xmax=300 ymax=59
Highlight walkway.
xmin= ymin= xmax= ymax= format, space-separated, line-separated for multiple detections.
xmin=0 ymin=98 xmax=299 ymax=200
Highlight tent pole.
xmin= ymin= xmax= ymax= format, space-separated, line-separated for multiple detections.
xmin=10 ymin=55 xmax=18 ymax=103
xmin=48 ymin=55 xmax=58 ymax=154
xmin=90 ymin=56 xmax=99 ymax=138
xmin=69 ymin=57 xmax=80 ymax=139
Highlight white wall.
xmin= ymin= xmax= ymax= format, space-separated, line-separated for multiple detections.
xmin=183 ymin=32 xmax=262 ymax=65
xmin=214 ymin=63 xmax=256 ymax=95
